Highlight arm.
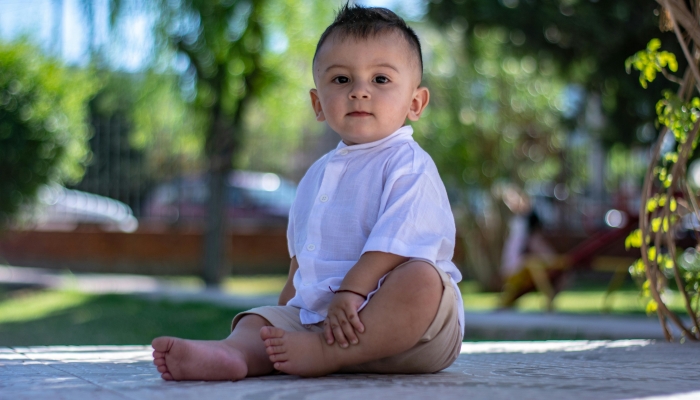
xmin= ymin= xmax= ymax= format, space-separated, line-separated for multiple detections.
xmin=324 ymin=251 xmax=408 ymax=347
xmin=278 ymin=257 xmax=298 ymax=306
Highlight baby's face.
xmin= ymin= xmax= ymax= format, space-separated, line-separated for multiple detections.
xmin=310 ymin=32 xmax=429 ymax=146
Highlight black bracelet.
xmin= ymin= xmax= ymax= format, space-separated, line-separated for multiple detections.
xmin=329 ymin=286 xmax=367 ymax=300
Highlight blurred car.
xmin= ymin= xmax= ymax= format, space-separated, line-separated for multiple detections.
xmin=142 ymin=170 xmax=297 ymax=228
xmin=27 ymin=185 xmax=138 ymax=232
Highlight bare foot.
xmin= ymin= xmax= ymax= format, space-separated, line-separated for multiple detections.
xmin=151 ymin=336 xmax=248 ymax=381
xmin=260 ymin=326 xmax=340 ymax=377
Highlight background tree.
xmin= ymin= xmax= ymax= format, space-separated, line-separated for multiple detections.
xmin=413 ymin=23 xmax=566 ymax=289
xmin=0 ymin=40 xmax=98 ymax=229
xmin=97 ymin=0 xmax=337 ymax=285
xmin=426 ymin=0 xmax=679 ymax=146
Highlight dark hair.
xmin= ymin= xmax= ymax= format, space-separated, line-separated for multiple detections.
xmin=313 ymin=3 xmax=423 ymax=78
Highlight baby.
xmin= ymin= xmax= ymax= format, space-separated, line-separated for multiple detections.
xmin=152 ymin=4 xmax=464 ymax=380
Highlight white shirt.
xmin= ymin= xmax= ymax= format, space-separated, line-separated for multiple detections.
xmin=286 ymin=125 xmax=465 ymax=332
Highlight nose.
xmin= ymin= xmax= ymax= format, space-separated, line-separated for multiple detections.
xmin=348 ymin=82 xmax=370 ymax=100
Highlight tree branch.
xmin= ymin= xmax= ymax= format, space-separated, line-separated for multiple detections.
xmin=665 ymin=0 xmax=700 ymax=95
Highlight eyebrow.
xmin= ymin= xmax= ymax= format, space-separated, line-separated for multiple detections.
xmin=324 ymin=63 xmax=400 ymax=74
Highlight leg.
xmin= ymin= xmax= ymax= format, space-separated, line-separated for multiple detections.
xmin=261 ymin=261 xmax=442 ymax=376
xmin=152 ymin=314 xmax=274 ymax=381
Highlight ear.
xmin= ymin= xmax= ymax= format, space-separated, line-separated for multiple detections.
xmin=406 ymin=86 xmax=429 ymax=121
xmin=309 ymin=89 xmax=326 ymax=122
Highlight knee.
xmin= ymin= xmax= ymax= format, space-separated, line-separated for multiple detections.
xmin=386 ymin=261 xmax=442 ymax=295
xmin=234 ymin=314 xmax=271 ymax=330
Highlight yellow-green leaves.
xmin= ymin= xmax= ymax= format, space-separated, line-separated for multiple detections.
xmin=648 ymin=246 xmax=657 ymax=262
xmin=626 ymin=39 xmax=679 ymax=89
xmin=625 ymin=229 xmax=643 ymax=249
xmin=650 ymin=217 xmax=671 ymax=233
xmin=656 ymin=91 xmax=700 ymax=145
xmin=645 ymin=195 xmax=677 ymax=214
xmin=646 ymin=298 xmax=658 ymax=315
xmin=629 ymin=258 xmax=645 ymax=278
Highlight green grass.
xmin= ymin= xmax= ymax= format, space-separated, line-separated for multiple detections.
xmin=0 ymin=276 xmax=690 ymax=346
xmin=458 ymin=281 xmax=689 ymax=314
xmin=0 ymin=289 xmax=244 ymax=346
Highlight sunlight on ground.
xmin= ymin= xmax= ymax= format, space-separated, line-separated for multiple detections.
xmin=222 ymin=275 xmax=287 ymax=295
xmin=459 ymin=339 xmax=652 ymax=354
xmin=0 ymin=291 xmax=91 ymax=323
xmin=458 ymin=281 xmax=686 ymax=314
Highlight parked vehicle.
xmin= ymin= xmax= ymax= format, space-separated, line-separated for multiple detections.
xmin=142 ymin=171 xmax=297 ymax=228
xmin=27 ymin=185 xmax=139 ymax=232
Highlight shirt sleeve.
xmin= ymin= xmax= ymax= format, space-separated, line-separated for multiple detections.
xmin=361 ymin=172 xmax=455 ymax=263
xmin=287 ymin=201 xmax=296 ymax=258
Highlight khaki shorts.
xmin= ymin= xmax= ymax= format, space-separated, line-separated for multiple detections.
xmin=231 ymin=260 xmax=463 ymax=374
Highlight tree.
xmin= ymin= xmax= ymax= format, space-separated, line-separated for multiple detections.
xmin=99 ymin=0 xmax=338 ymax=285
xmin=426 ymin=0 xmax=679 ymax=146
xmin=412 ymin=23 xmax=566 ymax=290
xmin=0 ymin=40 xmax=98 ymax=228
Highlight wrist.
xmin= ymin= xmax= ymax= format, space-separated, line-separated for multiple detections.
xmin=329 ymin=286 xmax=367 ymax=300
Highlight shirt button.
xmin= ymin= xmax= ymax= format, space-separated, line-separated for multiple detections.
xmin=320 ymin=195 xmax=329 ymax=202
xmin=307 ymin=244 xmax=316 ymax=251
xmin=339 ymin=149 xmax=348 ymax=155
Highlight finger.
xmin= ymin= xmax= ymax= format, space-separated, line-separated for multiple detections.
xmin=330 ymin=316 xmax=349 ymax=348
xmin=338 ymin=313 xmax=359 ymax=345
xmin=323 ymin=319 xmax=335 ymax=344
xmin=346 ymin=309 xmax=365 ymax=334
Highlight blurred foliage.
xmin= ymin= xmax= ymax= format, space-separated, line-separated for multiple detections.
xmin=413 ymin=23 xmax=566 ymax=288
xmin=238 ymin=0 xmax=337 ymax=174
xmin=130 ymin=71 xmax=206 ymax=179
xmin=122 ymin=0 xmax=337 ymax=178
xmin=426 ymin=0 xmax=679 ymax=146
xmin=0 ymin=41 xmax=98 ymax=228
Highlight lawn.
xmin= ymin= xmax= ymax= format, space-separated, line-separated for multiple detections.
xmin=0 ymin=274 xmax=687 ymax=346
xmin=0 ymin=289 xmax=245 ymax=346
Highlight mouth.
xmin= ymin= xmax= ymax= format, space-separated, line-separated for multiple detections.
xmin=347 ymin=111 xmax=372 ymax=117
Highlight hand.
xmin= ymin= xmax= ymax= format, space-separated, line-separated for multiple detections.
xmin=324 ymin=291 xmax=366 ymax=348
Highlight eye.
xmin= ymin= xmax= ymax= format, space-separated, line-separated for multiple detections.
xmin=332 ymin=76 xmax=349 ymax=84
xmin=374 ymin=75 xmax=390 ymax=84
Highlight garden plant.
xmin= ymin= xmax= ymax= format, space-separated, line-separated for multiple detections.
xmin=626 ymin=0 xmax=700 ymax=342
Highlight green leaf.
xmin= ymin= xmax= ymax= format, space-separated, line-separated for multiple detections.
xmin=648 ymin=38 xmax=661 ymax=51
xmin=646 ymin=298 xmax=658 ymax=315
xmin=647 ymin=197 xmax=658 ymax=213
xmin=625 ymin=229 xmax=642 ymax=249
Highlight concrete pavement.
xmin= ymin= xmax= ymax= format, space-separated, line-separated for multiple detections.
xmin=2 ymin=340 xmax=700 ymax=399
xmin=1 ymin=264 xmax=699 ymax=399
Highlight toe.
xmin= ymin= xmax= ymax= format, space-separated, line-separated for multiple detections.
xmin=161 ymin=372 xmax=174 ymax=381
xmin=265 ymin=345 xmax=285 ymax=355
xmin=152 ymin=350 xmax=164 ymax=358
xmin=264 ymin=338 xmax=284 ymax=347
xmin=269 ymin=352 xmax=288 ymax=363
xmin=157 ymin=365 xmax=169 ymax=373
xmin=151 ymin=336 xmax=173 ymax=352
xmin=260 ymin=326 xmax=286 ymax=340
xmin=153 ymin=358 xmax=166 ymax=366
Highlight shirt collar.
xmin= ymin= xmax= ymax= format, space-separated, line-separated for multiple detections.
xmin=335 ymin=125 xmax=414 ymax=153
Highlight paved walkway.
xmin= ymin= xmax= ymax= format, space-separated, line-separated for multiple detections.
xmin=3 ymin=265 xmax=700 ymax=398
xmin=2 ymin=340 xmax=700 ymax=399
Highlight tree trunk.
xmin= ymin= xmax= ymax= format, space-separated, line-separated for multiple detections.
xmin=202 ymin=165 xmax=228 ymax=286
